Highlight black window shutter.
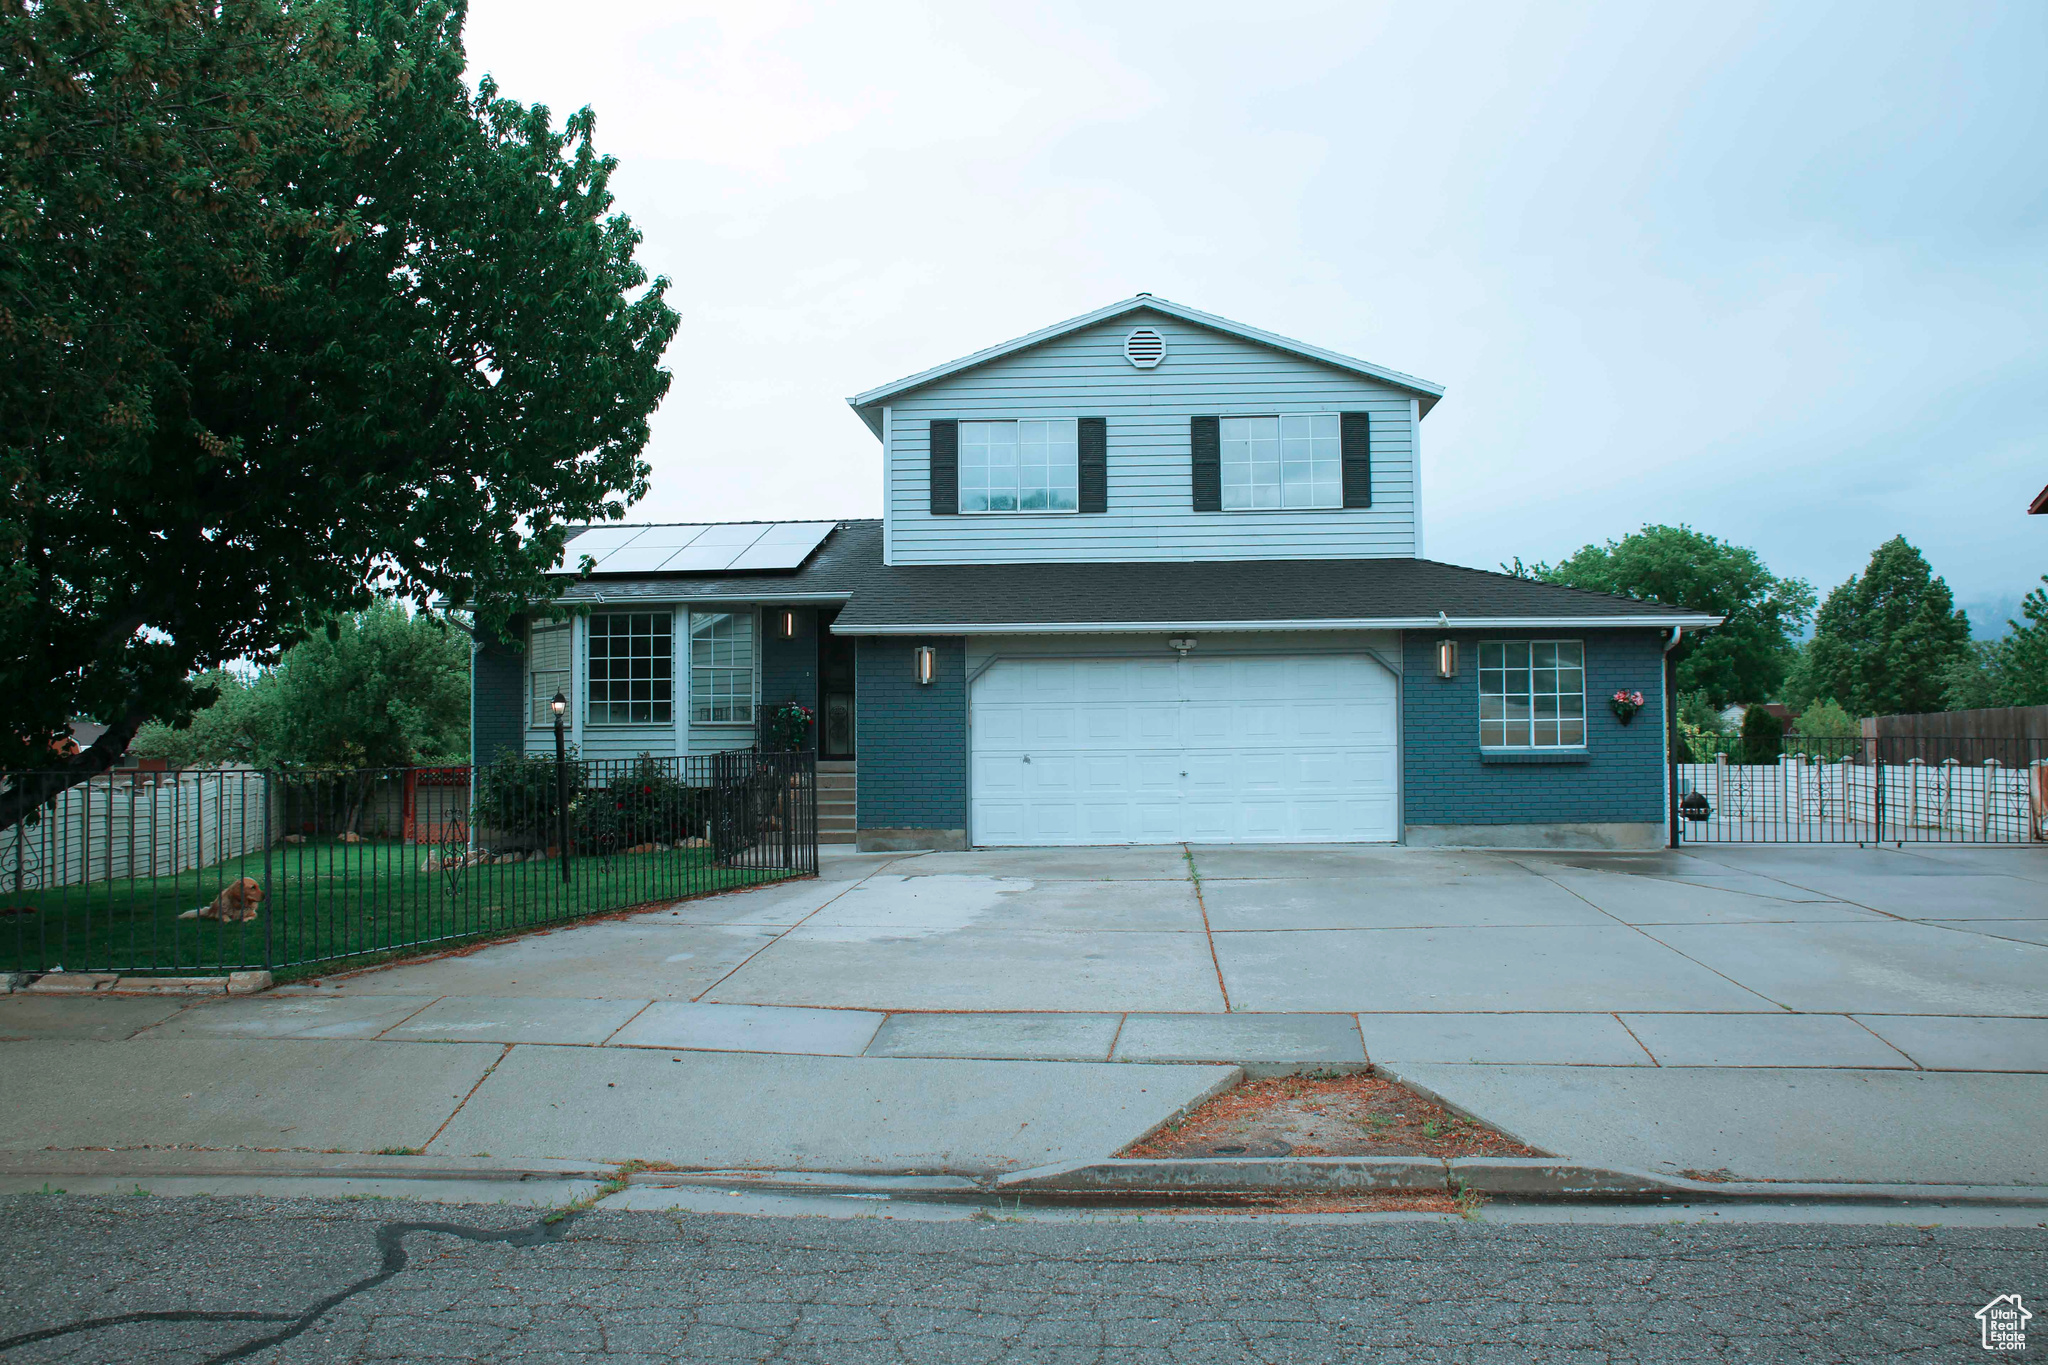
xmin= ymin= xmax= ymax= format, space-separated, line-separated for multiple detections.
xmin=1340 ymin=411 xmax=1372 ymax=509
xmin=1190 ymin=415 xmax=1221 ymax=512
xmin=1077 ymin=417 xmax=1107 ymax=513
xmin=928 ymin=419 xmax=958 ymax=515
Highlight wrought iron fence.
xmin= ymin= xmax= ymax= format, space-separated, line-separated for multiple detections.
xmin=1675 ymin=735 xmax=2048 ymax=844
xmin=0 ymin=750 xmax=816 ymax=977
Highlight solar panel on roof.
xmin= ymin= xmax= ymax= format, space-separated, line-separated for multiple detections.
xmin=656 ymin=524 xmax=769 ymax=571
xmin=550 ymin=521 xmax=838 ymax=575
xmin=727 ymin=521 xmax=834 ymax=570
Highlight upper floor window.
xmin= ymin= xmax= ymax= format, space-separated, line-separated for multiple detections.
xmin=528 ymin=620 xmax=571 ymax=726
xmin=1221 ymin=414 xmax=1341 ymax=510
xmin=586 ymin=612 xmax=673 ymax=725
xmin=690 ymin=610 xmax=755 ymax=724
xmin=960 ymin=419 xmax=1078 ymax=513
xmin=1480 ymin=640 xmax=1585 ymax=748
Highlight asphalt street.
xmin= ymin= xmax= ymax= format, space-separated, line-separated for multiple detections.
xmin=0 ymin=1195 xmax=2040 ymax=1363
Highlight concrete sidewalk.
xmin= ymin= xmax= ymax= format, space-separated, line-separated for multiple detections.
xmin=6 ymin=840 xmax=2046 ymax=1187
xmin=0 ymin=1018 xmax=1234 ymax=1174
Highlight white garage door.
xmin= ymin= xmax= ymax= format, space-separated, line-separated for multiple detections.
xmin=970 ymin=654 xmax=1399 ymax=845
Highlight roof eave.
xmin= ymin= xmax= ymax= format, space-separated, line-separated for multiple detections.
xmin=845 ymin=294 xmax=1447 ymax=436
xmin=831 ymin=614 xmax=1724 ymax=636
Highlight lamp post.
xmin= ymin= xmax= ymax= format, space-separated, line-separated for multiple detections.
xmin=550 ymin=692 xmax=571 ymax=884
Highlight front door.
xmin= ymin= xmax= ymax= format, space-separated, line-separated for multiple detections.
xmin=818 ymin=610 xmax=857 ymax=759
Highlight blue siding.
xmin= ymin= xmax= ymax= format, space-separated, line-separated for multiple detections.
xmin=470 ymin=632 xmax=525 ymax=768
xmin=760 ymin=609 xmax=820 ymax=747
xmin=1402 ymin=630 xmax=1666 ymax=827
xmin=884 ymin=309 xmax=1422 ymax=565
xmin=855 ymin=636 xmax=967 ymax=831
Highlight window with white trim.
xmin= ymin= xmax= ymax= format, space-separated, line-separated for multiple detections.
xmin=690 ymin=611 xmax=755 ymax=724
xmin=1221 ymin=414 xmax=1341 ymax=510
xmin=528 ymin=621 xmax=571 ymax=726
xmin=959 ymin=419 xmax=1078 ymax=513
xmin=585 ymin=612 xmax=673 ymax=725
xmin=1479 ymin=640 xmax=1586 ymax=748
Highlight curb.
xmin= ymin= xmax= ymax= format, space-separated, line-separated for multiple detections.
xmin=989 ymin=1157 xmax=2048 ymax=1206
xmin=6 ymin=971 xmax=273 ymax=997
xmin=6 ymin=1150 xmax=2045 ymax=1208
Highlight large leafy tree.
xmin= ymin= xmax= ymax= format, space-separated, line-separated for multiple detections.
xmin=2 ymin=0 xmax=676 ymax=824
xmin=132 ymin=604 xmax=470 ymax=769
xmin=1785 ymin=536 xmax=1972 ymax=717
xmin=1515 ymin=524 xmax=1815 ymax=706
xmin=1943 ymin=575 xmax=2048 ymax=710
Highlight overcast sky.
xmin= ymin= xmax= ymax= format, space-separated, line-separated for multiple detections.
xmin=462 ymin=0 xmax=2046 ymax=629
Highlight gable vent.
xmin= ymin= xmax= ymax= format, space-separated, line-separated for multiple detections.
xmin=1123 ymin=327 xmax=1166 ymax=369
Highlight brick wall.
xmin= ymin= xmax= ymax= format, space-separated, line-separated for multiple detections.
xmin=1402 ymin=628 xmax=1667 ymax=828
xmin=470 ymin=627 xmax=526 ymax=768
xmin=759 ymin=608 xmax=821 ymax=747
xmin=855 ymin=636 xmax=966 ymax=831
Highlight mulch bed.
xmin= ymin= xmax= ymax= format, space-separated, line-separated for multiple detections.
xmin=1121 ymin=1070 xmax=1542 ymax=1160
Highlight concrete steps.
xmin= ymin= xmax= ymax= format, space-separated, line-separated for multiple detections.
xmin=817 ymin=760 xmax=856 ymax=844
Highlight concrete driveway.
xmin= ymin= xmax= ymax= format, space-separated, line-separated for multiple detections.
xmin=9 ymin=841 xmax=2045 ymax=1184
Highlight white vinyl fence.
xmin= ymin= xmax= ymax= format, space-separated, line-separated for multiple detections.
xmin=1677 ymin=754 xmax=2048 ymax=843
xmin=0 ymin=770 xmax=276 ymax=891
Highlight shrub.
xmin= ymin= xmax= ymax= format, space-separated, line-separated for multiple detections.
xmin=473 ymin=751 xmax=586 ymax=848
xmin=570 ymin=755 xmax=710 ymax=852
xmin=1793 ymin=697 xmax=1860 ymax=739
xmin=1739 ymin=706 xmax=1785 ymax=765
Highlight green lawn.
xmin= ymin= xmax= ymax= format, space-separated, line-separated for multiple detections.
xmin=0 ymin=839 xmax=807 ymax=979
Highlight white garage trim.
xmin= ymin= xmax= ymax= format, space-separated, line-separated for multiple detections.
xmin=968 ymin=648 xmax=1402 ymax=846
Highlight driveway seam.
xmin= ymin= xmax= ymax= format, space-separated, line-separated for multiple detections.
xmin=422 ymin=1042 xmax=513 ymax=1152
xmin=690 ymin=854 xmax=919 ymax=1003
xmin=1844 ymin=1014 xmax=1925 ymax=1070
xmin=597 ymin=1000 xmax=658 ymax=1046
xmin=1609 ymin=1012 xmax=1662 ymax=1066
xmin=1181 ymin=844 xmax=1232 ymax=1013
xmin=1673 ymin=851 xmax=2047 ymax=948
xmin=369 ymin=995 xmax=450 ymax=1041
xmin=1520 ymin=864 xmax=1795 ymax=1013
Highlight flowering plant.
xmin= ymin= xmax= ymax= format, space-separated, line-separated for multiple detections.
xmin=765 ymin=700 xmax=815 ymax=751
xmin=1609 ymin=690 xmax=1646 ymax=724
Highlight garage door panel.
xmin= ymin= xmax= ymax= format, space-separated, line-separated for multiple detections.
xmin=972 ymin=653 xmax=1398 ymax=845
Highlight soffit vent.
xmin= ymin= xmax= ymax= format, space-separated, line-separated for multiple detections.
xmin=1123 ymin=327 xmax=1166 ymax=369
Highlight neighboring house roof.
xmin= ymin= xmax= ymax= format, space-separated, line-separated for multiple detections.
xmin=548 ymin=522 xmax=1719 ymax=634
xmin=2032 ymin=483 xmax=2048 ymax=514
xmin=845 ymin=294 xmax=1448 ymax=436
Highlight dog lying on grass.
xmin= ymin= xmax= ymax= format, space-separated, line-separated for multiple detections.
xmin=179 ymin=878 xmax=265 ymax=923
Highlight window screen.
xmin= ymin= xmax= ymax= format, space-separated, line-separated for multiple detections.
xmin=528 ymin=622 xmax=571 ymax=726
xmin=690 ymin=611 xmax=755 ymax=724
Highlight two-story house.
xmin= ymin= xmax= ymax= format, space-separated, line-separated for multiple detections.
xmin=471 ymin=295 xmax=1717 ymax=851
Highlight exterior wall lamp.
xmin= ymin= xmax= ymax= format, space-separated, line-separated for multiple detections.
xmin=779 ymin=609 xmax=797 ymax=639
xmin=1436 ymin=639 xmax=1458 ymax=679
xmin=913 ymin=644 xmax=936 ymax=686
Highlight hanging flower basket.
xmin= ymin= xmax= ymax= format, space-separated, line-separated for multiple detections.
xmin=1610 ymin=690 xmax=1646 ymax=725
xmin=765 ymin=701 xmax=815 ymax=751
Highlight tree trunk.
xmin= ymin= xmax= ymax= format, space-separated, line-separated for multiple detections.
xmin=0 ymin=708 xmax=149 ymax=836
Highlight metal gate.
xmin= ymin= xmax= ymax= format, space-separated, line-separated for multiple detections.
xmin=1675 ymin=735 xmax=2048 ymax=845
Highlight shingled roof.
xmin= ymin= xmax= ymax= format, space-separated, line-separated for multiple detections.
xmin=547 ymin=522 xmax=1719 ymax=634
xmin=829 ymin=553 xmax=1717 ymax=634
